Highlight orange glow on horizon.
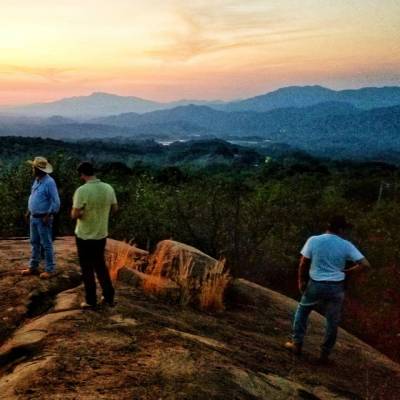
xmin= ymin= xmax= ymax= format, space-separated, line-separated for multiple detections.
xmin=0 ymin=0 xmax=399 ymax=105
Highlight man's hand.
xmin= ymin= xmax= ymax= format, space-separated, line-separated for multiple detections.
xmin=345 ymin=257 xmax=370 ymax=278
xmin=298 ymin=280 xmax=307 ymax=294
xmin=71 ymin=207 xmax=84 ymax=220
xmin=42 ymin=214 xmax=52 ymax=226
xmin=298 ymin=256 xmax=311 ymax=294
xmin=24 ymin=211 xmax=30 ymax=224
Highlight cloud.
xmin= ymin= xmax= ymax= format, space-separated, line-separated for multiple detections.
xmin=145 ymin=28 xmax=324 ymax=62
xmin=0 ymin=65 xmax=75 ymax=82
xmin=144 ymin=1 xmax=324 ymax=62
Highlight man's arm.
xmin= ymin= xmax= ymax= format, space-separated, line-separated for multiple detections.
xmin=71 ymin=189 xmax=84 ymax=220
xmin=298 ymin=256 xmax=311 ymax=293
xmin=71 ymin=207 xmax=84 ymax=220
xmin=42 ymin=179 xmax=60 ymax=225
xmin=345 ymin=257 xmax=370 ymax=277
xmin=110 ymin=186 xmax=118 ymax=216
xmin=47 ymin=179 xmax=60 ymax=215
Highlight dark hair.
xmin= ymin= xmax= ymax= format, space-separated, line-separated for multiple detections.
xmin=327 ymin=215 xmax=353 ymax=233
xmin=77 ymin=161 xmax=94 ymax=176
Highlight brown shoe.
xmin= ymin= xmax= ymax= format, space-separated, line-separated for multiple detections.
xmin=284 ymin=341 xmax=302 ymax=355
xmin=21 ymin=268 xmax=40 ymax=276
xmin=39 ymin=271 xmax=56 ymax=279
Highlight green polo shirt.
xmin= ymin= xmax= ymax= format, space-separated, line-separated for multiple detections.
xmin=73 ymin=179 xmax=117 ymax=240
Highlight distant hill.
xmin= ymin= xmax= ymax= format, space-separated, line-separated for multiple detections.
xmin=0 ymin=136 xmax=264 ymax=168
xmin=0 ymin=92 xmax=166 ymax=119
xmin=220 ymin=85 xmax=400 ymax=112
xmin=1 ymin=102 xmax=399 ymax=162
xmin=92 ymin=101 xmax=400 ymax=139
xmin=93 ymin=101 xmax=358 ymax=132
xmin=1 ymin=85 xmax=400 ymax=119
xmin=91 ymin=102 xmax=400 ymax=162
xmin=92 ymin=105 xmax=227 ymax=130
xmin=0 ymin=92 xmax=224 ymax=119
xmin=0 ymin=120 xmax=133 ymax=139
xmin=1 ymin=88 xmax=399 ymax=162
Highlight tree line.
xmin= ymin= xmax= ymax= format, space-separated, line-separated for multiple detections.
xmin=1 ymin=145 xmax=399 ymax=361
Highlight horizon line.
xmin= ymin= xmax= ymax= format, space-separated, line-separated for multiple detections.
xmin=1 ymin=83 xmax=400 ymax=109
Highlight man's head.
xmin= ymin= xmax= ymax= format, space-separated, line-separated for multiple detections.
xmin=32 ymin=167 xmax=46 ymax=178
xmin=77 ymin=161 xmax=95 ymax=181
xmin=327 ymin=215 xmax=353 ymax=235
xmin=27 ymin=156 xmax=53 ymax=178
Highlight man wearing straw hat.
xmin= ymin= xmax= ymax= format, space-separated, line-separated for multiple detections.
xmin=22 ymin=156 xmax=60 ymax=279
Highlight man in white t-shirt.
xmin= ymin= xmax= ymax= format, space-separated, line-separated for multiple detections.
xmin=285 ymin=216 xmax=370 ymax=363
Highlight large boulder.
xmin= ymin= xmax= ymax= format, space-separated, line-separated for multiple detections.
xmin=145 ymin=240 xmax=230 ymax=310
xmin=105 ymin=239 xmax=149 ymax=281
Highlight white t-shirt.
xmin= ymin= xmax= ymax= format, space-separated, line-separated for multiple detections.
xmin=301 ymin=233 xmax=364 ymax=282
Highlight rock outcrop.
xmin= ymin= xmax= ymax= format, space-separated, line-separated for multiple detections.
xmin=105 ymin=238 xmax=149 ymax=280
xmin=0 ymin=237 xmax=399 ymax=399
xmin=144 ymin=240 xmax=230 ymax=309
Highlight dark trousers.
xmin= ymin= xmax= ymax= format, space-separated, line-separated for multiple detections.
xmin=76 ymin=237 xmax=115 ymax=306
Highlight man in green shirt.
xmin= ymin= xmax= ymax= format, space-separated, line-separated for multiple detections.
xmin=71 ymin=162 xmax=118 ymax=308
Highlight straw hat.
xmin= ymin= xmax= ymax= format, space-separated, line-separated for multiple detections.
xmin=27 ymin=156 xmax=53 ymax=174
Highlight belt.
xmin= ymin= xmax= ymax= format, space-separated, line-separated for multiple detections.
xmin=31 ymin=213 xmax=50 ymax=218
xmin=311 ymin=278 xmax=344 ymax=284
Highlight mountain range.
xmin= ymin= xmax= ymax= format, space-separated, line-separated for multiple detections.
xmin=0 ymin=92 xmax=224 ymax=119
xmin=1 ymin=85 xmax=399 ymax=162
xmin=2 ymin=85 xmax=400 ymax=119
xmin=223 ymin=85 xmax=400 ymax=112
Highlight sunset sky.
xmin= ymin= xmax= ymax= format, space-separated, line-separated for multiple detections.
xmin=1 ymin=0 xmax=399 ymax=105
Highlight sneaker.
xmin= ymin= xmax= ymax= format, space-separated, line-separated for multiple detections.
xmin=39 ymin=271 xmax=56 ymax=279
xmin=21 ymin=268 xmax=40 ymax=276
xmin=80 ymin=302 xmax=96 ymax=309
xmin=284 ymin=341 xmax=303 ymax=355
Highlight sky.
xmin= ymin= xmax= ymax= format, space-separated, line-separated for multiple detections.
xmin=1 ymin=0 xmax=399 ymax=105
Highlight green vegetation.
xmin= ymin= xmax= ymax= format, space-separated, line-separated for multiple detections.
xmin=1 ymin=136 xmax=400 ymax=361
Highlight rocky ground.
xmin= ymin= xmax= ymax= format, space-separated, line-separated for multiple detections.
xmin=0 ymin=237 xmax=399 ymax=400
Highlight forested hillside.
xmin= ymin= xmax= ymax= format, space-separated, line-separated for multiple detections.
xmin=1 ymin=136 xmax=399 ymax=362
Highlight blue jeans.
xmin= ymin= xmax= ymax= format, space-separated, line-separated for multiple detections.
xmin=29 ymin=216 xmax=55 ymax=272
xmin=292 ymin=279 xmax=345 ymax=355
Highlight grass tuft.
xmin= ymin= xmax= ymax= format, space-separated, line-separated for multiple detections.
xmin=105 ymin=240 xmax=137 ymax=282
